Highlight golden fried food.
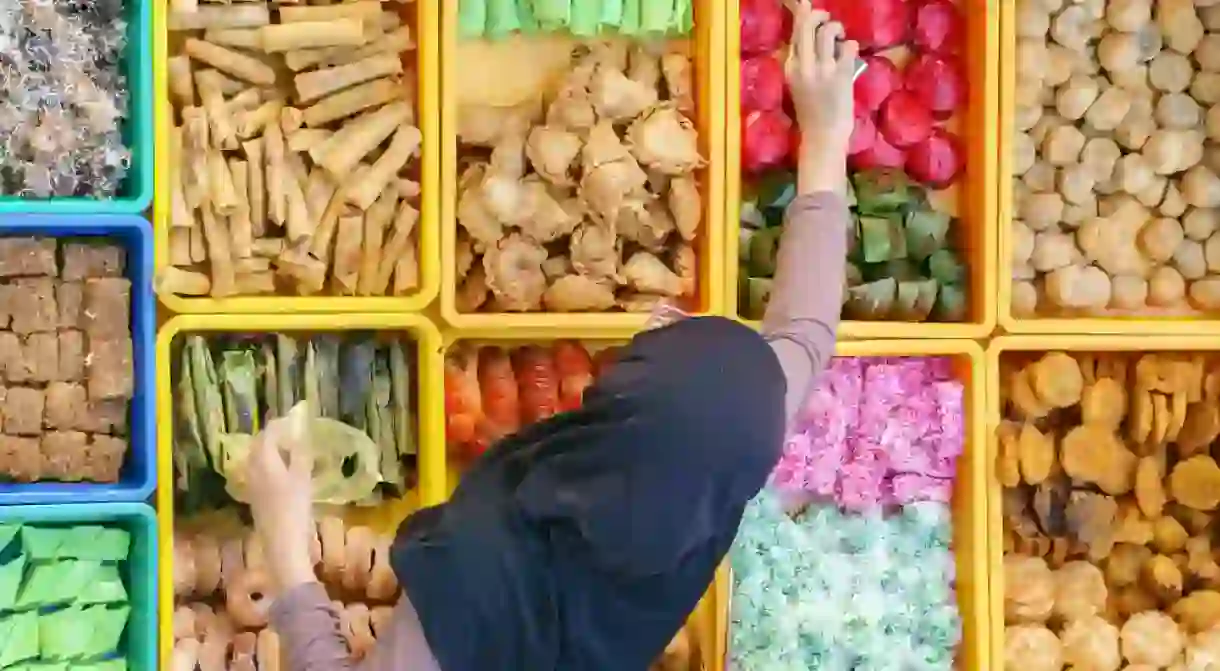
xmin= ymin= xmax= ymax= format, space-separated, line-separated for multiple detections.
xmin=1006 ymin=555 xmax=1056 ymax=624
xmin=1130 ymin=388 xmax=1155 ymax=446
xmin=1170 ymin=589 xmax=1220 ymax=633
xmin=1054 ymin=561 xmax=1109 ymax=622
xmin=1081 ymin=378 xmax=1127 ymax=428
xmin=1169 ymin=456 xmax=1220 ymax=511
xmin=1019 ymin=423 xmax=1055 ymax=485
xmin=1060 ymin=615 xmax=1121 ymax=671
xmin=1011 ymin=368 xmax=1051 ymax=420
xmin=998 ymin=422 xmax=1023 ymax=488
xmin=1134 ymin=456 xmax=1167 ymax=520
xmin=1119 ymin=610 xmax=1183 ymax=668
xmin=1142 ymin=554 xmax=1184 ymax=604
xmin=1061 ymin=425 xmax=1137 ymax=495
xmin=1032 ymin=352 xmax=1085 ymax=409
xmin=1004 ymin=624 xmax=1063 ymax=671
xmin=1176 ymin=401 xmax=1220 ymax=457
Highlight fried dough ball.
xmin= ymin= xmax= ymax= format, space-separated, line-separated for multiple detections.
xmin=1007 ymin=555 xmax=1056 ymax=624
xmin=1120 ymin=610 xmax=1183 ymax=667
xmin=1006 ymin=624 xmax=1064 ymax=671
xmin=1060 ymin=616 xmax=1122 ymax=671
xmin=1055 ymin=561 xmax=1109 ymax=622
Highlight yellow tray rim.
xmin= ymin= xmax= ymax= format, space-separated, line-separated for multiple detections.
xmin=723 ymin=2 xmax=999 ymax=340
xmin=151 ymin=0 xmax=442 ymax=314
xmin=436 ymin=3 xmax=727 ymax=331
xmin=715 ymin=338 xmax=990 ymax=670
xmin=155 ymin=312 xmax=446 ymax=665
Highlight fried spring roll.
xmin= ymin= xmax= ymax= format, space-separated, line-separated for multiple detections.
xmin=225 ymin=87 xmax=263 ymax=114
xmin=373 ymin=201 xmax=418 ymax=294
xmin=280 ymin=107 xmax=305 ymax=134
xmin=229 ymin=159 xmax=254 ymax=258
xmin=208 ymin=151 xmax=240 ymax=216
xmin=253 ymin=238 xmax=285 ymax=258
xmin=236 ymin=271 xmax=276 ymax=294
xmin=393 ymin=245 xmax=419 ymax=295
xmin=284 ymin=168 xmax=312 ymax=242
xmin=356 ymin=190 xmax=393 ymax=295
xmin=343 ymin=124 xmax=421 ymax=211
xmin=310 ymin=101 xmax=410 ymax=178
xmin=157 ymin=267 xmax=211 ymax=296
xmin=203 ymin=27 xmax=262 ymax=50
xmin=294 ymin=53 xmax=402 ymax=103
xmin=170 ymin=126 xmax=195 ymax=225
xmin=242 ymin=139 xmax=266 ymax=237
xmin=287 ymin=129 xmax=332 ymax=153
xmin=190 ymin=227 xmax=208 ymax=264
xmin=196 ymin=70 xmax=238 ymax=149
xmin=308 ymin=188 xmax=348 ymax=262
xmin=169 ymin=4 xmax=270 ymax=31
xmin=169 ymin=228 xmax=194 ymax=266
xmin=236 ymin=99 xmax=283 ymax=139
xmin=168 ymin=56 xmax=196 ymax=107
xmin=265 ymin=122 xmax=287 ymax=226
xmin=259 ymin=19 xmax=366 ymax=52
xmin=200 ymin=205 xmax=237 ymax=296
xmin=304 ymin=168 xmax=337 ymax=222
xmin=185 ymin=38 xmax=277 ymax=85
xmin=301 ymin=78 xmax=401 ymax=128
xmin=333 ymin=214 xmax=365 ymax=293
xmin=279 ymin=1 xmax=381 ymax=23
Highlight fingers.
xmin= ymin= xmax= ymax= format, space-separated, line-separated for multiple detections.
xmin=815 ymin=20 xmax=843 ymax=66
xmin=799 ymin=9 xmax=826 ymax=76
xmin=838 ymin=39 xmax=860 ymax=74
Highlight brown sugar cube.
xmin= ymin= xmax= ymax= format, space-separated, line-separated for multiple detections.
xmin=20 ymin=333 xmax=58 ymax=383
xmin=42 ymin=431 xmax=88 ymax=482
xmin=56 ymin=281 xmax=82 ymax=329
xmin=82 ymin=399 xmax=128 ymax=436
xmin=0 ymin=285 xmax=12 ymax=329
xmin=58 ymin=330 xmax=84 ymax=382
xmin=62 ymin=242 xmax=125 ymax=280
xmin=82 ymin=278 xmax=130 ymax=338
xmin=2 ymin=387 xmax=43 ymax=436
xmin=86 ymin=337 xmax=133 ymax=400
xmin=0 ymin=238 xmax=57 ymax=277
xmin=44 ymin=383 xmax=87 ymax=430
xmin=8 ymin=277 xmax=56 ymax=334
xmin=0 ymin=435 xmax=42 ymax=482
xmin=84 ymin=434 xmax=126 ymax=483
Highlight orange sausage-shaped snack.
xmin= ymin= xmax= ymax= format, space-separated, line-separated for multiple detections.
xmin=479 ymin=346 xmax=519 ymax=439
xmin=514 ymin=345 xmax=559 ymax=423
xmin=553 ymin=340 xmax=594 ymax=411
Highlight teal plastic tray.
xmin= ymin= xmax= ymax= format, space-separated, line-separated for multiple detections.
xmin=0 ymin=503 xmax=157 ymax=671
xmin=0 ymin=0 xmax=153 ymax=215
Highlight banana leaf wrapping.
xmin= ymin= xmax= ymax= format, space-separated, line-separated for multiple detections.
xmin=0 ymin=611 xmax=38 ymax=667
xmin=303 ymin=338 xmax=320 ymax=414
xmin=339 ymin=338 xmax=376 ymax=432
xmin=21 ymin=527 xmax=129 ymax=562
xmin=276 ymin=335 xmax=302 ymax=415
xmin=370 ymin=348 xmax=404 ymax=496
xmin=261 ymin=341 xmax=280 ymax=420
xmin=389 ymin=341 xmax=416 ymax=457
xmin=221 ymin=348 xmax=260 ymax=435
xmin=38 ymin=604 xmax=129 ymax=660
xmin=173 ymin=344 xmax=207 ymax=500
xmin=187 ymin=336 xmax=226 ymax=475
xmin=0 ymin=555 xmax=25 ymax=610
xmin=313 ymin=337 xmax=342 ymax=420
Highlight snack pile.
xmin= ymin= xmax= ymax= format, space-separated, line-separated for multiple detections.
xmin=1012 ymin=0 xmax=1220 ymax=316
xmin=730 ymin=492 xmax=960 ymax=670
xmin=159 ymin=0 xmax=421 ymax=300
xmin=172 ymin=517 xmax=397 ymax=670
xmin=444 ymin=340 xmax=618 ymax=459
xmin=0 ymin=0 xmax=131 ymax=199
xmin=455 ymin=41 xmax=704 ymax=314
xmin=737 ymin=0 xmax=970 ymax=323
xmin=730 ymin=355 xmax=966 ymax=669
xmin=0 ymin=523 xmax=133 ymax=668
xmin=0 ymin=237 xmax=133 ymax=484
xmin=172 ymin=334 xmax=417 ymax=514
xmin=772 ymin=356 xmax=965 ymax=510
xmin=458 ymin=0 xmax=694 ymax=39
xmin=999 ymin=351 xmax=1220 ymax=669
xmin=740 ymin=170 xmax=969 ymax=322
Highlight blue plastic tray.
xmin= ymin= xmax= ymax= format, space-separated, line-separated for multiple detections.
xmin=0 ymin=0 xmax=153 ymax=215
xmin=0 ymin=215 xmax=154 ymax=504
xmin=0 ymin=502 xmax=157 ymax=671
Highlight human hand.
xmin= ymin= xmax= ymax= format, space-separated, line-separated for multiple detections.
xmin=246 ymin=417 xmax=317 ymax=594
xmin=785 ymin=2 xmax=858 ymax=182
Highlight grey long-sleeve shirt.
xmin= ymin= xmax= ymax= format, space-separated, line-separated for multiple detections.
xmin=269 ymin=191 xmax=849 ymax=670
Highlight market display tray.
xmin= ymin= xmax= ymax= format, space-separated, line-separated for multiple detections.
xmin=0 ymin=215 xmax=155 ymax=505
xmin=150 ymin=0 xmax=441 ymax=314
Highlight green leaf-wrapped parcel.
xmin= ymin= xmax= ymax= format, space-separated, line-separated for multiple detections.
xmin=175 ymin=343 xmax=208 ymax=498
xmin=640 ymin=0 xmax=674 ymax=33
xmin=569 ymin=0 xmax=602 ymax=35
xmin=389 ymin=341 xmax=416 ymax=458
xmin=188 ymin=336 xmax=226 ymax=470
xmin=39 ymin=604 xmax=128 ymax=659
xmin=260 ymin=341 xmax=279 ymax=420
xmin=370 ymin=349 xmax=403 ymax=495
xmin=0 ymin=525 xmax=20 ymax=553
xmin=22 ymin=527 xmax=129 ymax=562
xmin=276 ymin=335 xmax=302 ymax=417
xmin=485 ymin=0 xmax=522 ymax=38
xmin=77 ymin=564 xmax=127 ymax=605
xmin=312 ymin=337 xmax=342 ymax=420
xmin=458 ymin=0 xmax=488 ymax=37
xmin=220 ymin=348 xmax=260 ymax=435
xmin=17 ymin=560 xmax=107 ymax=609
xmin=338 ymin=338 xmax=376 ymax=432
xmin=0 ymin=611 xmax=39 ymax=667
xmin=0 ymin=555 xmax=27 ymax=610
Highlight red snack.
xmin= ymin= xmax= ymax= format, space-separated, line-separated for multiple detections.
xmin=849 ymin=130 xmax=905 ymax=171
xmin=742 ymin=109 xmax=794 ymax=174
xmin=478 ymin=347 xmax=520 ymax=439
xmin=832 ymin=0 xmax=910 ymax=52
xmin=877 ymin=90 xmax=934 ymax=149
xmin=513 ymin=346 xmax=559 ymax=423
xmin=740 ymin=0 xmax=786 ymax=56
xmin=443 ymin=349 xmax=482 ymax=446
xmin=905 ymin=128 xmax=964 ymax=189
xmin=853 ymin=55 xmax=901 ymax=114
xmin=553 ymin=340 xmax=594 ymax=412
xmin=905 ymin=53 xmax=967 ymax=120
xmin=912 ymin=0 xmax=964 ymax=54
xmin=741 ymin=55 xmax=786 ymax=113
xmin=848 ymin=112 xmax=878 ymax=157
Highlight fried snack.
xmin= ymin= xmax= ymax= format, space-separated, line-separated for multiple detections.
xmin=1172 ymin=590 xmax=1220 ymax=633
xmin=1169 ymin=456 xmax=1220 ymax=510
xmin=997 ymin=422 xmax=1023 ymax=488
xmin=1081 ymin=377 xmax=1127 ymax=428
xmin=1055 ymin=561 xmax=1109 ymax=622
xmin=157 ymin=4 xmax=423 ymax=301
xmin=1062 ymin=425 xmax=1137 ymax=495
xmin=1032 ymin=352 xmax=1085 ymax=408
xmin=1010 ymin=368 xmax=1051 ymax=420
xmin=1134 ymin=456 xmax=1168 ymax=519
xmin=1005 ymin=555 xmax=1055 ymax=624
xmin=1005 ymin=624 xmax=1063 ymax=671
xmin=1018 ymin=423 xmax=1055 ymax=485
xmin=1060 ymin=615 xmax=1121 ymax=671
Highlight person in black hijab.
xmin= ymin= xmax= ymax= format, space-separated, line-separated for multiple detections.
xmin=243 ymin=5 xmax=854 ymax=669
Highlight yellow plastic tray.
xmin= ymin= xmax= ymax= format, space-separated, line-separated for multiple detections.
xmin=985 ymin=334 xmax=1220 ymax=668
xmin=438 ymin=327 xmax=724 ymax=670
xmin=724 ymin=6 xmax=998 ymax=340
xmin=437 ymin=5 xmax=727 ymax=331
xmin=714 ymin=338 xmax=990 ymax=669
xmin=155 ymin=312 xmax=445 ymax=664
xmin=152 ymin=0 xmax=441 ymax=314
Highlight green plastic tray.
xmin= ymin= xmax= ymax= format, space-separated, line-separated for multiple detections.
xmin=0 ymin=0 xmax=153 ymax=214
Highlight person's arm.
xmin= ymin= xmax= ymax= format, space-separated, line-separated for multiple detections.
xmin=270 ymin=584 xmax=443 ymax=671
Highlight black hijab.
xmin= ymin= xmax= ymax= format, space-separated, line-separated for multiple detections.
xmin=390 ymin=317 xmax=786 ymax=671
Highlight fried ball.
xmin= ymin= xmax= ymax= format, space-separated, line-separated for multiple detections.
xmin=1060 ymin=615 xmax=1121 ymax=671
xmin=1006 ymin=555 xmax=1056 ymax=624
xmin=1005 ymin=624 xmax=1064 ymax=671
xmin=1033 ymin=352 xmax=1085 ymax=408
xmin=1055 ymin=561 xmax=1109 ymax=622
xmin=1120 ymin=610 xmax=1184 ymax=667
